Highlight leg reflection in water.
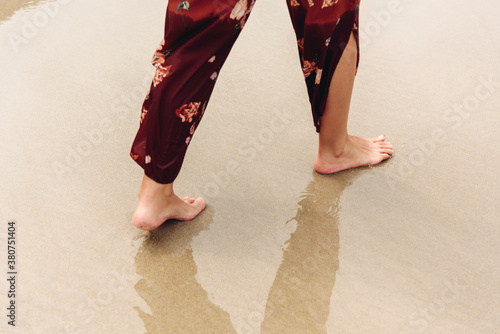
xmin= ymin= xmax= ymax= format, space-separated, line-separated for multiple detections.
xmin=133 ymin=205 xmax=236 ymax=333
xmin=261 ymin=169 xmax=361 ymax=333
xmin=133 ymin=169 xmax=363 ymax=333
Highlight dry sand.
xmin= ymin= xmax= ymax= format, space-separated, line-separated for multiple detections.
xmin=0 ymin=0 xmax=499 ymax=333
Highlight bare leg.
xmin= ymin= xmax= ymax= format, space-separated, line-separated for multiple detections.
xmin=314 ymin=32 xmax=393 ymax=174
xmin=132 ymin=175 xmax=205 ymax=231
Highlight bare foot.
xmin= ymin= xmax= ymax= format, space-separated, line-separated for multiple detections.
xmin=314 ymin=135 xmax=393 ymax=174
xmin=132 ymin=175 xmax=206 ymax=231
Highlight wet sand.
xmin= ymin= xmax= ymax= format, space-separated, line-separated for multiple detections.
xmin=1 ymin=0 xmax=499 ymax=333
xmin=0 ymin=0 xmax=43 ymax=22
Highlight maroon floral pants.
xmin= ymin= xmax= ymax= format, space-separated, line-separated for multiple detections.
xmin=130 ymin=0 xmax=360 ymax=184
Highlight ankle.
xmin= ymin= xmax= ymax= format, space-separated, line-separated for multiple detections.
xmin=319 ymin=135 xmax=350 ymax=158
xmin=139 ymin=174 xmax=175 ymax=199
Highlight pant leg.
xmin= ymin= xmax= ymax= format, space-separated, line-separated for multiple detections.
xmin=287 ymin=0 xmax=360 ymax=132
xmin=130 ymin=0 xmax=256 ymax=184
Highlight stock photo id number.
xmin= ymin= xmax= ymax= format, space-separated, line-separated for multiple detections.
xmin=6 ymin=221 xmax=17 ymax=327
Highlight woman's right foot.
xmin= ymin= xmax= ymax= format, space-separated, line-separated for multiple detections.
xmin=314 ymin=134 xmax=393 ymax=174
xmin=132 ymin=175 xmax=206 ymax=231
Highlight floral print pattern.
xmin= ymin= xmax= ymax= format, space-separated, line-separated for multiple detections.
xmin=230 ymin=0 xmax=255 ymax=30
xmin=140 ymin=106 xmax=148 ymax=124
xmin=288 ymin=0 xmax=360 ymax=132
xmin=131 ymin=0 xmax=360 ymax=184
xmin=176 ymin=0 xmax=190 ymax=12
xmin=130 ymin=152 xmax=139 ymax=161
xmin=152 ymin=51 xmax=165 ymax=66
xmin=151 ymin=40 xmax=173 ymax=87
xmin=176 ymin=102 xmax=201 ymax=123
xmin=153 ymin=64 xmax=172 ymax=87
xmin=297 ymin=38 xmax=304 ymax=51
xmin=322 ymin=0 xmax=339 ymax=8
xmin=230 ymin=0 xmax=247 ymax=20
xmin=302 ymin=60 xmax=318 ymax=77
xmin=315 ymin=69 xmax=323 ymax=85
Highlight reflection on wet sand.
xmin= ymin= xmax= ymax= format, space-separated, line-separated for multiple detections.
xmin=134 ymin=205 xmax=236 ymax=333
xmin=133 ymin=169 xmax=361 ymax=333
xmin=261 ymin=170 xmax=361 ymax=333
xmin=134 ymin=169 xmax=363 ymax=333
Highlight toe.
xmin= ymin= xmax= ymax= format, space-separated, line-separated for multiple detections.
xmin=381 ymin=147 xmax=394 ymax=155
xmin=371 ymin=135 xmax=385 ymax=143
xmin=177 ymin=197 xmax=206 ymax=221
xmin=195 ymin=197 xmax=206 ymax=209
xmin=378 ymin=142 xmax=392 ymax=148
xmin=186 ymin=198 xmax=206 ymax=221
xmin=182 ymin=197 xmax=196 ymax=204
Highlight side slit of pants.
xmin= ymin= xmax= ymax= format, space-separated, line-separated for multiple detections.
xmin=130 ymin=0 xmax=361 ymax=184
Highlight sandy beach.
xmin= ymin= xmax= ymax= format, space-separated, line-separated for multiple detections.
xmin=1 ymin=0 xmax=499 ymax=333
